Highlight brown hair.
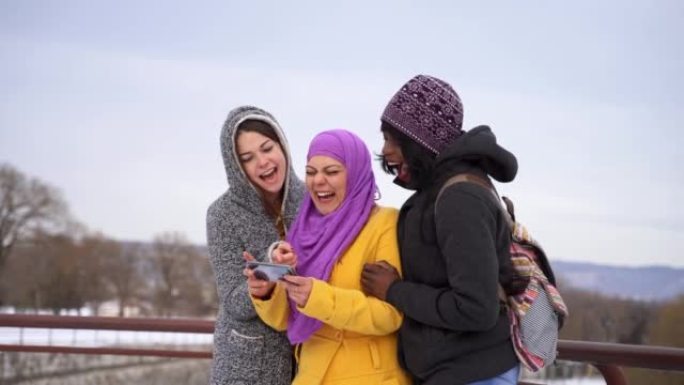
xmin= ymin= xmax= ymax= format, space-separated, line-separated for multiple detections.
xmin=236 ymin=119 xmax=287 ymax=238
xmin=237 ymin=119 xmax=282 ymax=145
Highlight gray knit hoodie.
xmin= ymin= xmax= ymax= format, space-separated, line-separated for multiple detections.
xmin=207 ymin=106 xmax=305 ymax=385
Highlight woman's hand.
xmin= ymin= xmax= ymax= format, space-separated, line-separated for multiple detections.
xmin=280 ymin=275 xmax=313 ymax=307
xmin=271 ymin=241 xmax=297 ymax=267
xmin=243 ymin=251 xmax=276 ymax=299
xmin=361 ymin=261 xmax=400 ymax=301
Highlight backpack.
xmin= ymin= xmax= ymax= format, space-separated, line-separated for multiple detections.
xmin=437 ymin=173 xmax=569 ymax=372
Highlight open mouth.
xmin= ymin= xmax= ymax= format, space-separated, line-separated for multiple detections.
xmin=387 ymin=161 xmax=410 ymax=182
xmin=259 ymin=167 xmax=278 ymax=183
xmin=315 ymin=191 xmax=335 ymax=203
xmin=386 ymin=161 xmax=401 ymax=175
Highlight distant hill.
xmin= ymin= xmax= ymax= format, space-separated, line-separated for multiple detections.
xmin=127 ymin=240 xmax=684 ymax=302
xmin=553 ymin=261 xmax=684 ymax=302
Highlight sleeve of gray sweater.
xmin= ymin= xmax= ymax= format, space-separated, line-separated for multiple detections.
xmin=207 ymin=201 xmax=257 ymax=321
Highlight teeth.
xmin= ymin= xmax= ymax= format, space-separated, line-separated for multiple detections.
xmin=317 ymin=192 xmax=334 ymax=198
xmin=261 ymin=169 xmax=276 ymax=178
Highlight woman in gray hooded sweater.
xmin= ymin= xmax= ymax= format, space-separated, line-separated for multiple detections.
xmin=207 ymin=106 xmax=305 ymax=385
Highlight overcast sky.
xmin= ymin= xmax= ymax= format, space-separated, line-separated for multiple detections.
xmin=1 ymin=1 xmax=682 ymax=267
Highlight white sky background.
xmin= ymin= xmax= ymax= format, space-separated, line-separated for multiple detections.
xmin=1 ymin=1 xmax=682 ymax=267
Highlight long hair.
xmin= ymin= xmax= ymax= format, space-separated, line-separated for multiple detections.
xmin=235 ymin=119 xmax=286 ymax=221
xmin=378 ymin=121 xmax=437 ymax=190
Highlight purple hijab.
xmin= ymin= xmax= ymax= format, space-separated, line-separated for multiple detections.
xmin=286 ymin=129 xmax=376 ymax=344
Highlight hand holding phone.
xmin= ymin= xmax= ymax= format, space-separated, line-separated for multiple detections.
xmin=246 ymin=261 xmax=296 ymax=282
xmin=280 ymin=275 xmax=313 ymax=307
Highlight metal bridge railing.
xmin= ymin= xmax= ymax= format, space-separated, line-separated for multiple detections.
xmin=1 ymin=314 xmax=683 ymax=384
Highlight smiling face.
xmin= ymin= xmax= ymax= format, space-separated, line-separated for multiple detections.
xmin=381 ymin=129 xmax=411 ymax=183
xmin=305 ymin=155 xmax=348 ymax=215
xmin=236 ymin=130 xmax=287 ymax=200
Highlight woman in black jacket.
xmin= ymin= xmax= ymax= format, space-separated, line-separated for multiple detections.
xmin=362 ymin=75 xmax=521 ymax=385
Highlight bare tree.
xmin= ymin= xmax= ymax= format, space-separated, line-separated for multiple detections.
xmin=0 ymin=163 xmax=70 ymax=272
xmin=78 ymin=235 xmax=120 ymax=315
xmin=24 ymin=234 xmax=86 ymax=315
xmin=101 ymin=240 xmax=146 ymax=317
xmin=149 ymin=232 xmax=207 ymax=316
xmin=0 ymin=240 xmax=52 ymax=312
xmin=196 ymin=246 xmax=218 ymax=315
xmin=626 ymin=296 xmax=684 ymax=384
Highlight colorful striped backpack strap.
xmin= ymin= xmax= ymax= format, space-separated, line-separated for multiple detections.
xmin=436 ymin=173 xmax=569 ymax=372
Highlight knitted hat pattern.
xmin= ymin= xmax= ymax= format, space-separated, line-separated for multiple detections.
xmin=381 ymin=75 xmax=464 ymax=154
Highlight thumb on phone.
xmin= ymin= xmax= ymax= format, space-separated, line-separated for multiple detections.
xmin=273 ymin=242 xmax=296 ymax=267
xmin=243 ymin=251 xmax=256 ymax=262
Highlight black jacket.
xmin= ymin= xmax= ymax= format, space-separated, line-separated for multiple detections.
xmin=386 ymin=126 xmax=519 ymax=384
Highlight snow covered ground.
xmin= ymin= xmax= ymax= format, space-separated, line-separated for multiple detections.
xmin=1 ymin=319 xmax=608 ymax=385
xmin=534 ymin=378 xmax=605 ymax=385
xmin=0 ymin=327 xmax=212 ymax=347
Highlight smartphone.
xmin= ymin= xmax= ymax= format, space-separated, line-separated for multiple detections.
xmin=246 ymin=261 xmax=296 ymax=282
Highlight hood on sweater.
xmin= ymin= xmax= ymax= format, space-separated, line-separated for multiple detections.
xmin=220 ymin=106 xmax=300 ymax=212
xmin=435 ymin=125 xmax=518 ymax=183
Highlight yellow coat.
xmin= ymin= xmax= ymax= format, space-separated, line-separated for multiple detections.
xmin=253 ymin=206 xmax=410 ymax=385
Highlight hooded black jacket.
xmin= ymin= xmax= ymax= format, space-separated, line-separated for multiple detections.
xmin=386 ymin=125 xmax=519 ymax=384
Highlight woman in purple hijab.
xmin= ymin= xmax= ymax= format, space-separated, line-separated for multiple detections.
xmin=245 ymin=129 xmax=410 ymax=384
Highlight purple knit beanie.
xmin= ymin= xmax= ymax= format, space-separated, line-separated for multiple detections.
xmin=381 ymin=75 xmax=464 ymax=154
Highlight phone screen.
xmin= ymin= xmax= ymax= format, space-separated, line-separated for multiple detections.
xmin=247 ymin=262 xmax=296 ymax=281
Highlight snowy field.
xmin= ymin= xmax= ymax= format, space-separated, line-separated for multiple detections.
xmin=1 ymin=311 xmax=607 ymax=385
xmin=0 ymin=308 xmax=213 ymax=347
xmin=0 ymin=328 xmax=609 ymax=384
xmin=0 ymin=327 xmax=606 ymax=385
xmin=539 ymin=379 xmax=605 ymax=385
xmin=0 ymin=327 xmax=213 ymax=347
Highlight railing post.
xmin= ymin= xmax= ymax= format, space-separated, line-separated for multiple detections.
xmin=594 ymin=364 xmax=627 ymax=385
